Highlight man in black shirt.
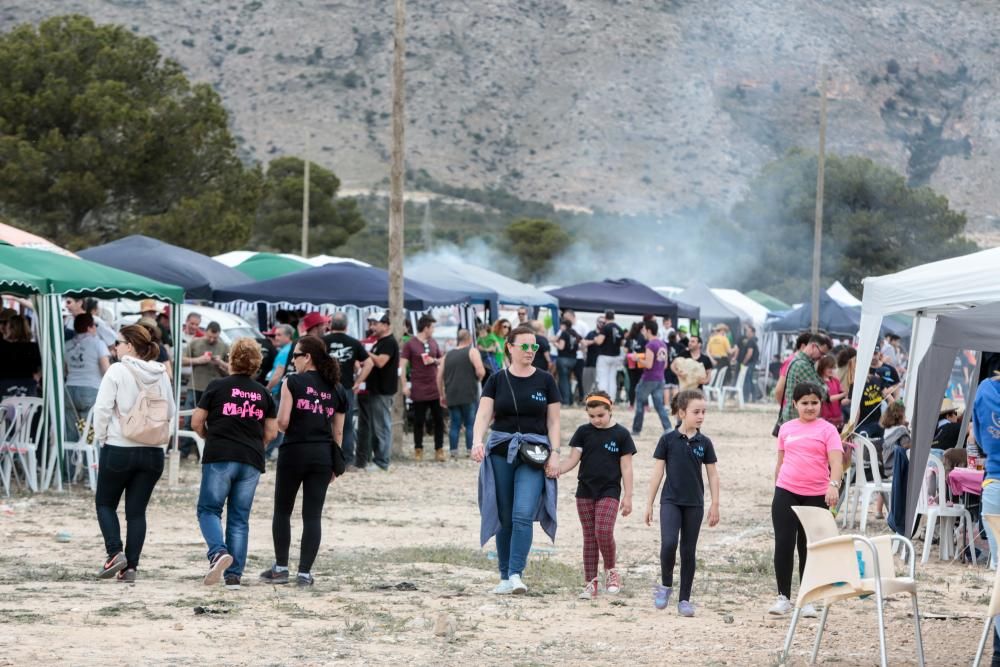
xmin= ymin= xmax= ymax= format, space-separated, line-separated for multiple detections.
xmin=734 ymin=324 xmax=761 ymax=403
xmin=323 ymin=312 xmax=374 ymax=468
xmin=673 ymin=335 xmax=714 ymax=390
xmin=594 ymin=310 xmax=624 ymax=401
xmin=580 ymin=316 xmax=605 ymax=400
xmin=365 ymin=312 xmax=398 ymax=471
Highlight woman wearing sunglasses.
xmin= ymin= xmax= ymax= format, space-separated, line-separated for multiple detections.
xmin=261 ymin=335 xmax=347 ymax=587
xmin=473 ymin=324 xmax=561 ymax=596
xmin=92 ymin=324 xmax=174 ymax=583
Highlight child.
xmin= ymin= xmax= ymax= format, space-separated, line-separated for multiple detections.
xmin=817 ymin=354 xmax=846 ymax=429
xmin=644 ymin=389 xmax=720 ymax=617
xmin=560 ymin=391 xmax=636 ymax=600
xmin=876 ymin=401 xmax=909 ymax=521
xmin=769 ymin=382 xmax=843 ymax=617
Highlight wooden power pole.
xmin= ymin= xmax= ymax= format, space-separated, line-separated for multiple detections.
xmin=388 ymin=0 xmax=407 ymax=457
xmin=810 ymin=65 xmax=828 ymax=333
xmin=301 ymin=155 xmax=311 ymax=257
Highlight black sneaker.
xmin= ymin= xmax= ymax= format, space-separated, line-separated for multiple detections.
xmin=259 ymin=566 xmax=289 ymax=584
xmin=296 ymin=573 xmax=314 ymax=587
xmin=204 ymin=550 xmax=234 ymax=586
xmin=98 ymin=552 xmax=127 ymax=579
xmin=116 ymin=568 xmax=136 ymax=584
xmin=224 ymin=574 xmax=241 ymax=590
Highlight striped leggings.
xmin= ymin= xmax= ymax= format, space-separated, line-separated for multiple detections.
xmin=576 ymin=497 xmax=620 ymax=582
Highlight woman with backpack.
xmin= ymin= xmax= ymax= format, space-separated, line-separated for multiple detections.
xmin=92 ymin=324 xmax=174 ymax=583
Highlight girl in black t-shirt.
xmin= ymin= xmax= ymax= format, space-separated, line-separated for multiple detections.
xmin=261 ymin=335 xmax=346 ymax=587
xmin=644 ymin=390 xmax=720 ymax=617
xmin=559 ymin=391 xmax=635 ymax=600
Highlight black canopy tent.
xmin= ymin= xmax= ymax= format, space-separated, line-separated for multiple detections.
xmin=80 ymin=235 xmax=250 ymax=300
xmin=767 ymin=292 xmax=908 ymax=339
xmin=546 ymin=278 xmax=699 ymax=319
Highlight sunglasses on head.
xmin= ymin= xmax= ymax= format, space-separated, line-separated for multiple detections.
xmin=516 ymin=342 xmax=540 ymax=352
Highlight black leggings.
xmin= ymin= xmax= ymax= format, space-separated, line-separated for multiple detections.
xmin=273 ymin=451 xmax=331 ymax=574
xmin=660 ymin=503 xmax=703 ymax=601
xmin=412 ymin=399 xmax=444 ymax=450
xmin=95 ymin=445 xmax=164 ymax=569
xmin=772 ymin=486 xmax=827 ymax=598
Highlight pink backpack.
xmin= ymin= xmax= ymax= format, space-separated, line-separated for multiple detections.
xmin=115 ymin=364 xmax=171 ymax=445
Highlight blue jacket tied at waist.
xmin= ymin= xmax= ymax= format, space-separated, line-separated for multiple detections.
xmin=478 ymin=430 xmax=558 ymax=547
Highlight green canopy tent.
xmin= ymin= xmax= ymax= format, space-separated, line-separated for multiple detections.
xmin=0 ymin=244 xmax=185 ymax=491
xmin=234 ymin=252 xmax=312 ymax=281
xmin=746 ymin=289 xmax=791 ymax=312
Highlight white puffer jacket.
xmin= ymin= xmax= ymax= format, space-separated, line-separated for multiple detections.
xmin=93 ymin=356 xmax=175 ymax=447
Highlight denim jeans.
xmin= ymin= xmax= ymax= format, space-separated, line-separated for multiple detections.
xmin=556 ymin=357 xmax=575 ymax=406
xmin=65 ymin=384 xmax=98 ymax=441
xmin=95 ymin=445 xmax=164 ymax=569
xmin=632 ymin=379 xmax=673 ymax=434
xmin=448 ymin=403 xmax=475 ymax=451
xmin=197 ymin=461 xmax=261 ymax=577
xmin=490 ymin=453 xmax=544 ymax=578
xmin=369 ymin=393 xmax=394 ymax=469
xmin=982 ymin=481 xmax=1000 ymax=569
xmin=341 ymin=389 xmax=357 ymax=463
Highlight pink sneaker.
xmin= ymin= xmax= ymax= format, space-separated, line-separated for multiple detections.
xmin=605 ymin=568 xmax=622 ymax=594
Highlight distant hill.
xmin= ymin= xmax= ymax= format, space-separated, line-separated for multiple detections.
xmin=3 ymin=0 xmax=999 ymax=245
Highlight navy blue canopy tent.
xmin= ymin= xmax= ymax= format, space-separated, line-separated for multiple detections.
xmin=546 ymin=278 xmax=699 ymax=319
xmin=80 ymin=235 xmax=250 ymax=300
xmin=213 ymin=263 xmax=471 ymax=310
xmin=766 ymin=292 xmax=906 ymax=338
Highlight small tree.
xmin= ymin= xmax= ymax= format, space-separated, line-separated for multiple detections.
xmin=253 ymin=157 xmax=366 ymax=253
xmin=503 ymin=218 xmax=571 ymax=282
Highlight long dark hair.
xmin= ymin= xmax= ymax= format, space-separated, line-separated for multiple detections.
xmin=295 ymin=335 xmax=340 ymax=387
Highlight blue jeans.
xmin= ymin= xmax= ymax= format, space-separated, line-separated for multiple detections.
xmin=632 ymin=379 xmax=672 ymax=434
xmin=197 ymin=461 xmax=261 ymax=577
xmin=983 ymin=481 xmax=1000 ymax=569
xmin=448 ymin=404 xmax=476 ymax=451
xmin=341 ymin=389 xmax=358 ymax=463
xmin=556 ymin=357 xmax=576 ymax=406
xmin=369 ymin=393 xmax=394 ymax=469
xmin=490 ymin=453 xmax=544 ymax=578
xmin=65 ymin=384 xmax=98 ymax=440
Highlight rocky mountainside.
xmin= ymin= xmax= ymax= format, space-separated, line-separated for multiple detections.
xmin=3 ymin=1 xmax=1000 ymax=241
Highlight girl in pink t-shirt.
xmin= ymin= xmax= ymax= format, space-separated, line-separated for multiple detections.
xmin=768 ymin=382 xmax=844 ymax=617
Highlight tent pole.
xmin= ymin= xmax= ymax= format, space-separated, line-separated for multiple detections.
xmin=168 ymin=302 xmax=183 ymax=488
xmin=958 ymin=351 xmax=983 ymax=451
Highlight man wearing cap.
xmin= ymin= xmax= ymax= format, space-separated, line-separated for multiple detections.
xmin=365 ymin=312 xmax=399 ymax=470
xmin=301 ymin=312 xmax=329 ymax=338
xmin=401 ymin=314 xmax=445 ymax=462
xmin=323 ymin=312 xmax=373 ymax=469
xmin=933 ymin=399 xmax=963 ymax=450
xmin=355 ymin=315 xmax=381 ymax=469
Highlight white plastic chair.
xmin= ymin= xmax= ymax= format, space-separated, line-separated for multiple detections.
xmin=782 ymin=506 xmax=924 ymax=667
xmin=60 ymin=409 xmax=99 ymax=491
xmin=718 ymin=365 xmax=748 ymax=411
xmin=973 ymin=514 xmax=1000 ymax=666
xmin=702 ymin=366 xmax=727 ymax=405
xmin=0 ymin=404 xmax=20 ymax=496
xmin=915 ymin=455 xmax=976 ymax=563
xmin=1 ymin=397 xmax=45 ymax=492
xmin=177 ymin=408 xmax=204 ymax=460
xmin=841 ymin=434 xmax=891 ymax=532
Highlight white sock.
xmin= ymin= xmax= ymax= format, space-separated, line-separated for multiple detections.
xmin=274 ymin=565 xmax=289 ymax=573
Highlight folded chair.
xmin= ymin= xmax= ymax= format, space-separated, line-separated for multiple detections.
xmin=781 ymin=506 xmax=924 ymax=667
xmin=841 ymin=434 xmax=892 ymax=532
xmin=973 ymin=515 xmax=1000 ymax=667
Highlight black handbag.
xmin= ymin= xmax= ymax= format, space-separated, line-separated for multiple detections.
xmin=503 ymin=370 xmax=550 ymax=469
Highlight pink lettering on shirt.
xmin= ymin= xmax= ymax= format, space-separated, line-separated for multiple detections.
xmin=230 ymin=387 xmax=263 ymax=402
xmin=221 ymin=401 xmax=265 ymax=420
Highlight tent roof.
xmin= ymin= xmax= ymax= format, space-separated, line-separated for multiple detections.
xmin=80 ymin=235 xmax=249 ymax=300
xmin=235 ymin=253 xmax=312 ymax=281
xmin=303 ymin=254 xmax=370 ymax=267
xmin=213 ymin=263 xmax=471 ymax=310
xmin=766 ymin=292 xmax=864 ymax=336
xmin=746 ymin=289 xmax=791 ymax=312
xmin=675 ymin=282 xmax=746 ymax=325
xmin=406 ymin=264 xmax=499 ymax=305
xmin=411 ymin=260 xmax=555 ymax=308
xmin=712 ymin=289 xmax=770 ymax=328
xmin=0 ymin=222 xmax=77 ymax=258
xmin=546 ymin=278 xmax=698 ymax=319
xmin=0 ymin=244 xmax=184 ymax=302
xmin=827 ymin=280 xmax=862 ymax=307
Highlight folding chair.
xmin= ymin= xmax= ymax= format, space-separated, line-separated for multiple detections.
xmin=702 ymin=367 xmax=727 ymax=406
xmin=60 ymin=409 xmax=99 ymax=491
xmin=916 ymin=456 xmax=976 ymax=563
xmin=718 ymin=365 xmax=748 ymax=411
xmin=781 ymin=506 xmax=924 ymax=667
xmin=1 ymin=397 xmax=45 ymax=492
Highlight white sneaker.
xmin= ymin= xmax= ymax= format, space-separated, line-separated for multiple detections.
xmin=492 ymin=579 xmax=514 ymax=595
xmin=768 ymin=595 xmax=793 ymax=615
xmin=509 ymin=573 xmax=528 ymax=595
xmin=800 ymin=603 xmax=819 ymax=618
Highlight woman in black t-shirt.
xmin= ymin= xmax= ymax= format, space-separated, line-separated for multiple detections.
xmin=261 ymin=335 xmax=347 ymax=587
xmin=472 ymin=325 xmax=561 ymax=596
xmin=192 ymin=338 xmax=278 ymax=589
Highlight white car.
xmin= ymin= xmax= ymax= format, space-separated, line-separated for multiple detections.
xmin=112 ymin=302 xmax=263 ymax=345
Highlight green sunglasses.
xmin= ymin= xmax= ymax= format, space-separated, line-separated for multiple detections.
xmin=515 ymin=342 xmax=540 ymax=352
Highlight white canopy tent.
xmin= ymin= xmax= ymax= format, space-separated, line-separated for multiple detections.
xmin=213 ymin=251 xmax=371 ymax=268
xmin=827 ymin=280 xmax=862 ymax=307
xmin=712 ymin=288 xmax=769 ymax=328
xmin=850 ymin=247 xmax=1000 ymax=421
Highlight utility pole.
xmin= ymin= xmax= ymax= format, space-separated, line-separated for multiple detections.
xmin=421 ymin=199 xmax=433 ymax=252
xmin=388 ymin=0 xmax=407 ymax=457
xmin=810 ymin=64 xmax=828 ymax=333
xmin=301 ymin=152 xmax=311 ymax=257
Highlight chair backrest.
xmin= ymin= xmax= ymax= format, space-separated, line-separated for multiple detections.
xmin=732 ymin=365 xmax=749 ymax=387
xmin=984 ymin=515 xmax=1000 ymax=616
xmin=918 ymin=455 xmax=948 ymax=512
xmin=711 ymin=367 xmax=727 ymax=389
xmin=1 ymin=397 xmax=45 ymax=450
xmin=66 ymin=409 xmax=97 ymax=449
xmin=854 ymin=434 xmax=886 ymax=486
xmin=792 ymin=506 xmax=865 ymax=606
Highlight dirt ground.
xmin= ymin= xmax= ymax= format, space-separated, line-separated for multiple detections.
xmin=0 ymin=404 xmax=994 ymax=666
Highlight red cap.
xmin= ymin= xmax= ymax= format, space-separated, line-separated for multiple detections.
xmin=301 ymin=312 xmax=330 ymax=331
